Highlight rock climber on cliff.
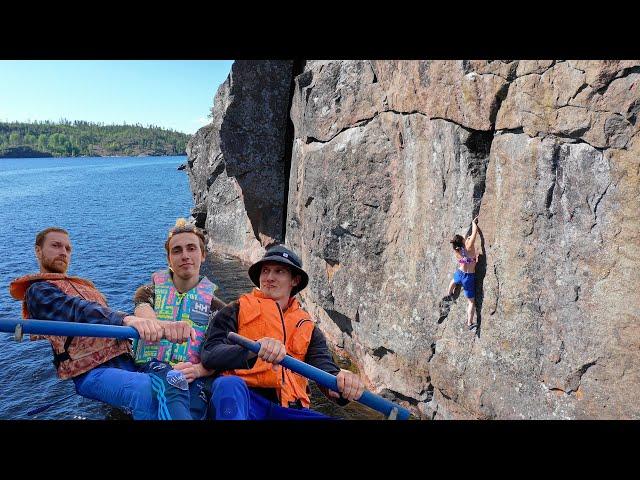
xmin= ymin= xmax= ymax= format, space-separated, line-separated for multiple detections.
xmin=447 ymin=216 xmax=481 ymax=330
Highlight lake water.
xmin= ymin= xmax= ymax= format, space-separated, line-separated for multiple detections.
xmin=0 ymin=156 xmax=381 ymax=420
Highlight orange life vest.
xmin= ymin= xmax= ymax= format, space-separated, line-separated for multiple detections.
xmin=226 ymin=288 xmax=315 ymax=408
xmin=9 ymin=273 xmax=132 ymax=380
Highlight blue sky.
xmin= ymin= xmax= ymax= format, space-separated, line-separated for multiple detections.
xmin=0 ymin=60 xmax=234 ymax=135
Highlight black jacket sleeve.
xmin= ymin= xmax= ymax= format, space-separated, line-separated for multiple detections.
xmin=200 ymin=301 xmax=258 ymax=371
xmin=305 ymin=326 xmax=350 ymax=406
xmin=304 ymin=326 xmax=340 ymax=375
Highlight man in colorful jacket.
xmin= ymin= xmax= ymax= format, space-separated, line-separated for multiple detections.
xmin=10 ymin=226 xmax=195 ymax=419
xmin=200 ymin=244 xmax=365 ymax=420
xmin=132 ymin=219 xmax=226 ymax=419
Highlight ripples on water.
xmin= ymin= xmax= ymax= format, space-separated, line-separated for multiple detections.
xmin=0 ymin=156 xmax=381 ymax=420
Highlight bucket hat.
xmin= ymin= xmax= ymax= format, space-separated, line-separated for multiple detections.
xmin=248 ymin=245 xmax=309 ymax=296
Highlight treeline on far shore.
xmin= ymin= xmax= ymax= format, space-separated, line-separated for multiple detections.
xmin=0 ymin=120 xmax=191 ymax=158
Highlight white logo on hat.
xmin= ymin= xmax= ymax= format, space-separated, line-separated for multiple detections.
xmin=282 ymin=253 xmax=289 ymax=258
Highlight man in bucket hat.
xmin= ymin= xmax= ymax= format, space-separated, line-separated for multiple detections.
xmin=200 ymin=244 xmax=365 ymax=419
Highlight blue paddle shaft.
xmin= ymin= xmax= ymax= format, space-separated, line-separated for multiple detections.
xmin=0 ymin=319 xmax=140 ymax=339
xmin=227 ymin=332 xmax=410 ymax=420
xmin=0 ymin=320 xmax=411 ymax=419
xmin=27 ymin=393 xmax=76 ymax=416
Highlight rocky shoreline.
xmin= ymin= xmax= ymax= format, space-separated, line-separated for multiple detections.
xmin=0 ymin=146 xmax=53 ymax=158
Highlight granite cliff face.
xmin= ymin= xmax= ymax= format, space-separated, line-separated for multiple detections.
xmin=186 ymin=60 xmax=640 ymax=419
xmin=185 ymin=61 xmax=293 ymax=263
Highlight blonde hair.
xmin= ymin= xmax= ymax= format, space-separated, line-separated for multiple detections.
xmin=164 ymin=218 xmax=206 ymax=255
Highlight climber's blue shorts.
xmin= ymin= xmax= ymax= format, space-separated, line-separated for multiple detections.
xmin=453 ymin=270 xmax=476 ymax=299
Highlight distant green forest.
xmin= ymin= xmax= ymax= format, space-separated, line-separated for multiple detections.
xmin=0 ymin=120 xmax=190 ymax=158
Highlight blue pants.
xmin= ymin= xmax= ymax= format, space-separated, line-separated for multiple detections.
xmin=453 ymin=269 xmax=476 ymax=299
xmin=73 ymin=354 xmax=209 ymax=420
xmin=208 ymin=376 xmax=331 ymax=420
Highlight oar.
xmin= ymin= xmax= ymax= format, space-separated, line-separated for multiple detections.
xmin=0 ymin=320 xmax=411 ymax=419
xmin=27 ymin=393 xmax=76 ymax=416
xmin=0 ymin=318 xmax=140 ymax=339
xmin=0 ymin=319 xmax=139 ymax=417
xmin=227 ymin=332 xmax=411 ymax=420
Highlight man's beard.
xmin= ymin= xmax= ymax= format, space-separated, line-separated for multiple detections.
xmin=41 ymin=255 xmax=68 ymax=274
